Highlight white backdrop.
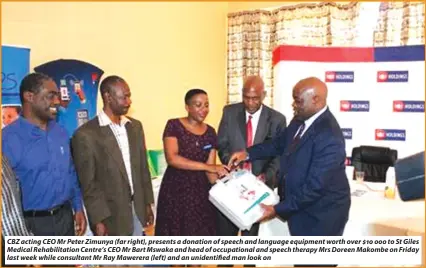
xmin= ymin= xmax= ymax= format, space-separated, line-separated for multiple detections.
xmin=273 ymin=45 xmax=425 ymax=160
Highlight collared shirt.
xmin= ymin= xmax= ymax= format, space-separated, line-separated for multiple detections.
xmin=2 ymin=157 xmax=32 ymax=236
xmin=98 ymin=110 xmax=134 ymax=195
xmin=245 ymin=105 xmax=263 ymax=145
xmin=2 ymin=117 xmax=83 ymax=212
xmin=295 ymin=105 xmax=328 ymax=138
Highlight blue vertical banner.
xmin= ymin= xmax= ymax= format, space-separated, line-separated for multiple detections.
xmin=1 ymin=45 xmax=30 ymax=105
xmin=34 ymin=59 xmax=104 ymax=137
xmin=1 ymin=45 xmax=30 ymax=128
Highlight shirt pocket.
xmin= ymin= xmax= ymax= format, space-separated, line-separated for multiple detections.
xmin=56 ymin=143 xmax=72 ymax=173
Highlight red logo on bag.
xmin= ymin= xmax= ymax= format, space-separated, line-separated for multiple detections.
xmin=240 ymin=190 xmax=256 ymax=201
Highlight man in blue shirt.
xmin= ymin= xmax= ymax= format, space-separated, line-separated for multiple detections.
xmin=2 ymin=72 xmax=86 ymax=236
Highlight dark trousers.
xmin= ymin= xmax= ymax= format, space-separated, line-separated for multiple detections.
xmin=24 ymin=203 xmax=75 ymax=267
xmin=24 ymin=203 xmax=75 ymax=236
xmin=216 ymin=209 xmax=259 ymax=267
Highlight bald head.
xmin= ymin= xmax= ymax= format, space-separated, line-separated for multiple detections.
xmin=243 ymin=75 xmax=264 ymax=92
xmin=242 ymin=75 xmax=265 ymax=114
xmin=292 ymin=77 xmax=328 ymax=120
xmin=294 ymin=77 xmax=328 ymax=100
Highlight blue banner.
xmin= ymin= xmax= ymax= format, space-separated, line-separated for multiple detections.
xmin=34 ymin=59 xmax=104 ymax=138
xmin=1 ymin=45 xmax=30 ymax=106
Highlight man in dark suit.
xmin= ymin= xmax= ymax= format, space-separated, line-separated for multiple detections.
xmin=229 ymin=77 xmax=351 ymax=267
xmin=217 ymin=75 xmax=287 ymax=240
xmin=71 ymin=75 xmax=154 ymax=236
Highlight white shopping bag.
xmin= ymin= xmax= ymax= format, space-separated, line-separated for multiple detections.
xmin=258 ymin=217 xmax=290 ymax=236
xmin=258 ymin=187 xmax=290 ymax=237
xmin=209 ymin=170 xmax=279 ymax=230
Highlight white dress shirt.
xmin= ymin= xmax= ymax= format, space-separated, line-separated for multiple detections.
xmin=295 ymin=105 xmax=328 ymax=138
xmin=98 ymin=110 xmax=134 ymax=195
xmin=245 ymin=105 xmax=263 ymax=145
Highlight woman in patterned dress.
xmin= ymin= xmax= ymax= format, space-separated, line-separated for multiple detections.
xmin=155 ymin=89 xmax=228 ymax=236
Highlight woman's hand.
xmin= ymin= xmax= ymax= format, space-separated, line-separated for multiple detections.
xmin=207 ymin=164 xmax=230 ymax=177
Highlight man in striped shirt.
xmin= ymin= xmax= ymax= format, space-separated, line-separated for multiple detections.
xmin=2 ymin=156 xmax=32 ymax=267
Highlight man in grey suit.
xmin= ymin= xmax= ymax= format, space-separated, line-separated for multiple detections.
xmin=217 ymin=75 xmax=287 ymax=240
xmin=71 ymin=75 xmax=154 ymax=236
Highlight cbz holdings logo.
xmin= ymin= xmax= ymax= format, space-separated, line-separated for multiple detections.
xmin=393 ymin=101 xmax=424 ymax=112
xmin=375 ymin=129 xmax=406 ymax=141
xmin=377 ymin=71 xmax=409 ymax=83
xmin=340 ymin=101 xmax=370 ymax=112
xmin=325 ymin=71 xmax=354 ymax=83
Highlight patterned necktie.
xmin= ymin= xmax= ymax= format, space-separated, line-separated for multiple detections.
xmin=290 ymin=122 xmax=306 ymax=150
xmin=244 ymin=115 xmax=253 ymax=171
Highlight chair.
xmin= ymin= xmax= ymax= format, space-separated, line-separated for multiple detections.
xmin=351 ymin=146 xmax=398 ymax=183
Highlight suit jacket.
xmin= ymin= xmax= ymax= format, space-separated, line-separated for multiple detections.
xmin=71 ymin=116 xmax=154 ymax=236
xmin=247 ymin=108 xmax=351 ymax=236
xmin=217 ymin=103 xmax=287 ymax=188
